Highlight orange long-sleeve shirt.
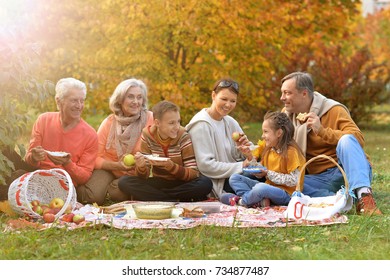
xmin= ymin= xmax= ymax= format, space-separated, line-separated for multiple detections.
xmin=94 ymin=112 xmax=154 ymax=178
xmin=25 ymin=112 xmax=98 ymax=186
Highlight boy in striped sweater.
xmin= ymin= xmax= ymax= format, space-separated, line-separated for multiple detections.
xmin=118 ymin=101 xmax=212 ymax=201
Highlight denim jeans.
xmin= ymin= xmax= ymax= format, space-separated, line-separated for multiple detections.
xmin=229 ymin=174 xmax=291 ymax=206
xmin=302 ymin=134 xmax=372 ymax=197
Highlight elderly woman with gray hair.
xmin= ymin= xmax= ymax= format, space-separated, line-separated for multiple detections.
xmin=77 ymin=78 xmax=153 ymax=205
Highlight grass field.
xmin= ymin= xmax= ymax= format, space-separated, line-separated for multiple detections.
xmin=0 ymin=123 xmax=388 ymax=261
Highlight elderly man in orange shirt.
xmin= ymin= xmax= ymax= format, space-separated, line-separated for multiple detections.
xmin=25 ymin=77 xmax=98 ymax=192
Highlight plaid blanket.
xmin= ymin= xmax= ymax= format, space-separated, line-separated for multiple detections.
xmin=4 ymin=201 xmax=348 ymax=231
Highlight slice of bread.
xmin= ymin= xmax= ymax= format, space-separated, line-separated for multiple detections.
xmin=296 ymin=112 xmax=307 ymax=122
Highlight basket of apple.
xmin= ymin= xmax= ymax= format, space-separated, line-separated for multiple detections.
xmin=8 ymin=168 xmax=77 ymax=221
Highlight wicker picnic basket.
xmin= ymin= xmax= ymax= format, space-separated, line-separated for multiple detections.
xmin=283 ymin=154 xmax=353 ymax=221
xmin=8 ymin=168 xmax=77 ymax=219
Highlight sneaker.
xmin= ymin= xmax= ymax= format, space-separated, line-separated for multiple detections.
xmin=356 ymin=193 xmax=382 ymax=215
xmin=251 ymin=198 xmax=271 ymax=208
xmin=220 ymin=193 xmax=241 ymax=206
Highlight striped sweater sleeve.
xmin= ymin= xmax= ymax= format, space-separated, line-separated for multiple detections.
xmin=164 ymin=132 xmax=199 ymax=181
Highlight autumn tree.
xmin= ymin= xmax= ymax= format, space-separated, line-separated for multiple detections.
xmin=4 ymin=0 xmax=388 ymax=128
xmin=0 ymin=28 xmax=53 ymax=184
xmin=28 ymin=0 xmax=380 ymax=124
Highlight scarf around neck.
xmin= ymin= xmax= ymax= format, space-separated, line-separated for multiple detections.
xmin=285 ymin=91 xmax=348 ymax=156
xmin=106 ymin=109 xmax=148 ymax=158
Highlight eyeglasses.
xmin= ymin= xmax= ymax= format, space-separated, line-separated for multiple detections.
xmin=214 ymin=80 xmax=239 ymax=94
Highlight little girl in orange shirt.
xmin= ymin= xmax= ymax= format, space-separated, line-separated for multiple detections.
xmin=221 ymin=111 xmax=306 ymax=207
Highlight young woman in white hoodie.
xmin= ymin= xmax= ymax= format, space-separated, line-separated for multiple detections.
xmin=186 ymin=78 xmax=252 ymax=198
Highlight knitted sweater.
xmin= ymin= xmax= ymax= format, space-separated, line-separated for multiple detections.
xmin=135 ymin=125 xmax=199 ymax=181
xmin=283 ymin=92 xmax=364 ymax=174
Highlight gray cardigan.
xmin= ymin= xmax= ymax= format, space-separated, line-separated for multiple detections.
xmin=186 ymin=108 xmax=247 ymax=198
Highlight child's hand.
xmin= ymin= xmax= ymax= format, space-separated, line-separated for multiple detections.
xmin=238 ymin=145 xmax=252 ymax=157
xmin=134 ymin=152 xmax=147 ymax=167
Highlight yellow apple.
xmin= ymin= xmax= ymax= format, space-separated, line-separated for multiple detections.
xmin=49 ymin=197 xmax=65 ymax=209
xmin=123 ymin=154 xmax=135 ymax=166
xmin=232 ymin=131 xmax=242 ymax=142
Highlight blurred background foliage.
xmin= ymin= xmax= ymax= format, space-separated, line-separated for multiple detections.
xmin=1 ymin=0 xmax=390 ymax=183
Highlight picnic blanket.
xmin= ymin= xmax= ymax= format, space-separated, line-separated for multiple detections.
xmin=4 ymin=200 xmax=348 ymax=231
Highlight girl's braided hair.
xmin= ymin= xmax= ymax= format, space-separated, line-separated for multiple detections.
xmin=262 ymin=111 xmax=303 ymax=172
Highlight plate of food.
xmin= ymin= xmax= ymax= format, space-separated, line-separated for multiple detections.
xmin=243 ymin=166 xmax=267 ymax=174
xmin=45 ymin=150 xmax=69 ymax=157
xmin=177 ymin=201 xmax=222 ymax=214
xmin=144 ymin=154 xmax=169 ymax=161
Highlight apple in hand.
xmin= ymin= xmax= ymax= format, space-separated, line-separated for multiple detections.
xmin=232 ymin=131 xmax=242 ymax=142
xmin=43 ymin=213 xmax=56 ymax=223
xmin=72 ymin=214 xmax=85 ymax=224
xmin=49 ymin=197 xmax=65 ymax=209
xmin=123 ymin=154 xmax=135 ymax=166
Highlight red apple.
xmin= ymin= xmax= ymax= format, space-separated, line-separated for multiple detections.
xmin=49 ymin=197 xmax=65 ymax=209
xmin=40 ymin=204 xmax=49 ymax=214
xmin=72 ymin=214 xmax=85 ymax=224
xmin=31 ymin=200 xmax=40 ymax=207
xmin=43 ymin=207 xmax=55 ymax=215
xmin=61 ymin=213 xmax=75 ymax=223
xmin=51 ymin=207 xmax=60 ymax=215
xmin=43 ymin=213 xmax=56 ymax=223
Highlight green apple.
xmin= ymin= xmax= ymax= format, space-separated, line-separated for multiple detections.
xmin=32 ymin=205 xmax=43 ymax=216
xmin=72 ymin=214 xmax=85 ymax=224
xmin=123 ymin=154 xmax=135 ymax=166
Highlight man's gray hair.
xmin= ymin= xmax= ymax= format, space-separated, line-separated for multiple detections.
xmin=55 ymin=77 xmax=87 ymax=100
xmin=281 ymin=72 xmax=314 ymax=96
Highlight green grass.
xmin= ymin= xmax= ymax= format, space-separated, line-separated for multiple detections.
xmin=0 ymin=127 xmax=389 ymax=260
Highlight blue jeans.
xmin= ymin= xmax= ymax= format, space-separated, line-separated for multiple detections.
xmin=303 ymin=134 xmax=372 ymax=197
xmin=229 ymin=174 xmax=291 ymax=206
